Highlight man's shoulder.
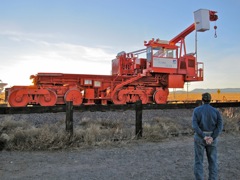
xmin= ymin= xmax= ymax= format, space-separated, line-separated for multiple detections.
xmin=202 ymin=104 xmax=220 ymax=113
xmin=208 ymin=104 xmax=219 ymax=111
xmin=194 ymin=105 xmax=203 ymax=112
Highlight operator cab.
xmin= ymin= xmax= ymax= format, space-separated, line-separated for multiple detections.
xmin=145 ymin=39 xmax=178 ymax=73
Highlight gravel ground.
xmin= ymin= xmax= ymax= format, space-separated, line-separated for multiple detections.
xmin=0 ymin=133 xmax=239 ymax=180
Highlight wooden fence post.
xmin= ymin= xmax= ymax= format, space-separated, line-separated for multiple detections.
xmin=66 ymin=101 xmax=73 ymax=137
xmin=135 ymin=100 xmax=143 ymax=138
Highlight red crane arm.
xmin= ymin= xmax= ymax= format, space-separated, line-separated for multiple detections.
xmin=169 ymin=23 xmax=195 ymax=45
xmin=169 ymin=10 xmax=218 ymax=45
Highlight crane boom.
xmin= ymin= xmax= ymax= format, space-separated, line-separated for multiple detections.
xmin=169 ymin=10 xmax=218 ymax=45
xmin=169 ymin=23 xmax=195 ymax=45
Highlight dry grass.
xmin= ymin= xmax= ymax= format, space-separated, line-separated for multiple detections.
xmin=0 ymin=108 xmax=239 ymax=151
xmin=0 ymin=118 xmax=135 ymax=151
xmin=143 ymin=117 xmax=192 ymax=141
xmin=221 ymin=108 xmax=240 ymax=133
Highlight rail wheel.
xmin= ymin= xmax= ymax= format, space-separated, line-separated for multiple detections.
xmin=8 ymin=89 xmax=29 ymax=107
xmin=38 ymin=89 xmax=57 ymax=106
xmin=154 ymin=88 xmax=169 ymax=104
xmin=64 ymin=88 xmax=83 ymax=106
xmin=112 ymin=90 xmax=127 ymax=104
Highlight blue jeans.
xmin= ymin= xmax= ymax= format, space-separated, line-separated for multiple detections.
xmin=194 ymin=134 xmax=218 ymax=180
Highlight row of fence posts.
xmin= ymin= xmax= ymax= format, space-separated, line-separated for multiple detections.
xmin=65 ymin=100 xmax=143 ymax=139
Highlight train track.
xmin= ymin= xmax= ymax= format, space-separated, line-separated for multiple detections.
xmin=0 ymin=101 xmax=240 ymax=114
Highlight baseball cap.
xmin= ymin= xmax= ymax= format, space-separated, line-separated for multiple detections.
xmin=202 ymin=92 xmax=211 ymax=102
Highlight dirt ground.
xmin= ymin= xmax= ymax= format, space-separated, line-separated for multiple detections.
xmin=0 ymin=132 xmax=239 ymax=180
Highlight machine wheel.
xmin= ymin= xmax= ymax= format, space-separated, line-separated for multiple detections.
xmin=154 ymin=88 xmax=169 ymax=104
xmin=38 ymin=89 xmax=57 ymax=106
xmin=64 ymin=88 xmax=83 ymax=106
xmin=112 ymin=90 xmax=127 ymax=104
xmin=8 ymin=89 xmax=29 ymax=107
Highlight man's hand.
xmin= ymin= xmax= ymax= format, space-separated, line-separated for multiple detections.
xmin=204 ymin=136 xmax=213 ymax=145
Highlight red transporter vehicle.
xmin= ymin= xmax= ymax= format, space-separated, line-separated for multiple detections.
xmin=8 ymin=9 xmax=218 ymax=107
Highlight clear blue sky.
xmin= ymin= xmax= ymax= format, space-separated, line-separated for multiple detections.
xmin=0 ymin=0 xmax=239 ymax=91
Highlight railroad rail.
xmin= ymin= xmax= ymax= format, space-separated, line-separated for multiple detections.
xmin=0 ymin=101 xmax=240 ymax=114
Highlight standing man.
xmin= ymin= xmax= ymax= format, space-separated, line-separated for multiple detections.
xmin=192 ymin=92 xmax=223 ymax=180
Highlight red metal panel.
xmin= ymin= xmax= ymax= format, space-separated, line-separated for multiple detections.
xmin=85 ymin=88 xmax=94 ymax=99
xmin=168 ymin=75 xmax=184 ymax=88
xmin=150 ymin=67 xmax=177 ymax=74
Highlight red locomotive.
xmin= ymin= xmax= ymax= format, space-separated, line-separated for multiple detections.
xmin=7 ymin=9 xmax=218 ymax=107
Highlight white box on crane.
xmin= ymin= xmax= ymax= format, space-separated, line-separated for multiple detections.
xmin=194 ymin=9 xmax=210 ymax=32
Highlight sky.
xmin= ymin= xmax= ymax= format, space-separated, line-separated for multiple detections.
xmin=0 ymin=0 xmax=239 ymax=91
